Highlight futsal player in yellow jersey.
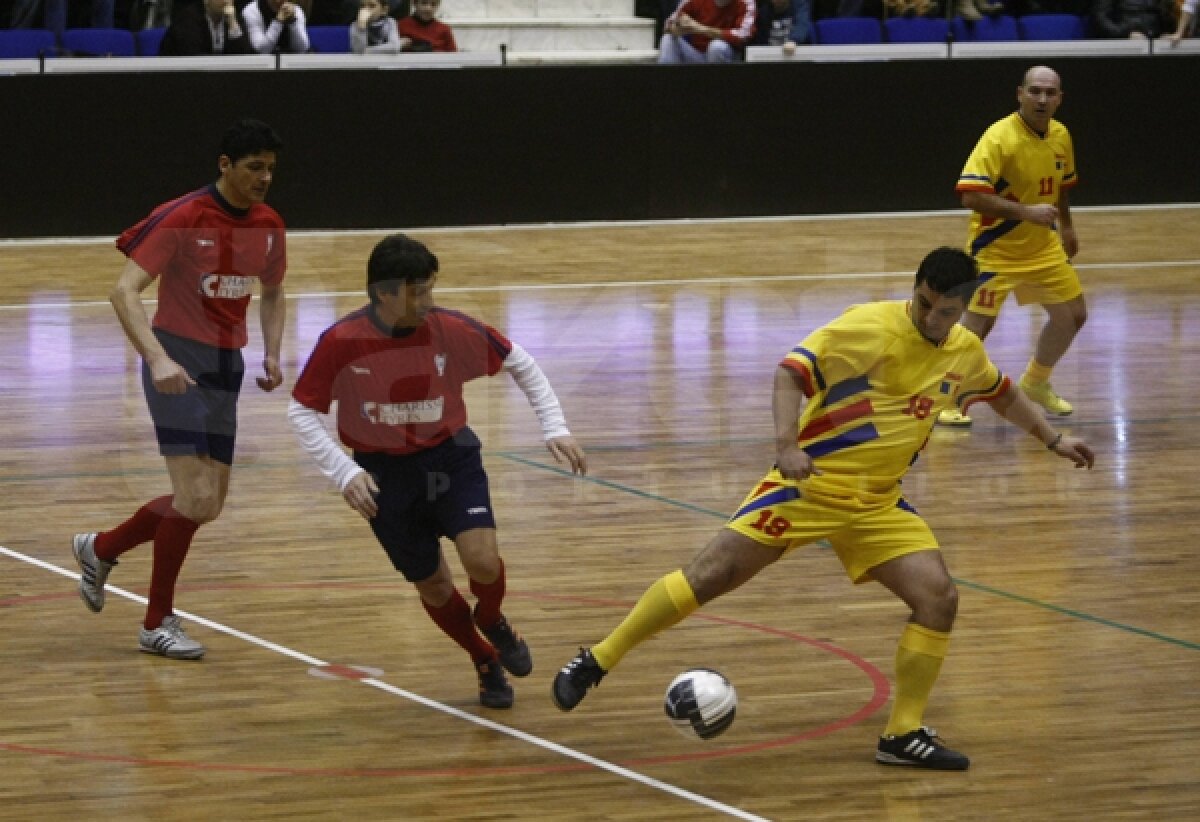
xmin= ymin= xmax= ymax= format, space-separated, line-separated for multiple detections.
xmin=553 ymin=247 xmax=1095 ymax=770
xmin=937 ymin=65 xmax=1086 ymax=427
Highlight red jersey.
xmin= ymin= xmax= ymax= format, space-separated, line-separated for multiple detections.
xmin=396 ymin=15 xmax=457 ymax=51
xmin=669 ymin=0 xmax=756 ymax=50
xmin=116 ymin=184 xmax=287 ymax=349
xmin=292 ymin=305 xmax=512 ymax=454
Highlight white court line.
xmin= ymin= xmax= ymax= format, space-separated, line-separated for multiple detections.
xmin=2 ymin=258 xmax=1199 ymax=313
xmin=2 ymin=201 xmax=1198 ymax=247
xmin=0 ymin=544 xmax=769 ymax=822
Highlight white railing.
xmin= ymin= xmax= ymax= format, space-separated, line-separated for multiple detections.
xmin=748 ymin=37 xmax=1200 ymax=62
xmin=1 ymin=38 xmax=1196 ymax=75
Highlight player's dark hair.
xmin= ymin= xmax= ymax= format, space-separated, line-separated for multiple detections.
xmin=367 ymin=234 xmax=439 ymax=303
xmin=220 ymin=119 xmax=284 ymax=164
xmin=914 ymin=247 xmax=980 ymax=302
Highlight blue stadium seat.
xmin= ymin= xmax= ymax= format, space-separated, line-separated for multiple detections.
xmin=306 ymin=25 xmax=351 ymax=53
xmin=61 ymin=27 xmax=137 ymax=56
xmin=136 ymin=27 xmax=166 ymax=56
xmin=885 ymin=16 xmax=949 ymax=42
xmin=0 ymin=28 xmax=58 ymax=59
xmin=951 ymin=13 xmax=1018 ymax=41
xmin=814 ymin=17 xmax=883 ymax=44
xmin=1017 ymin=13 xmax=1085 ymax=39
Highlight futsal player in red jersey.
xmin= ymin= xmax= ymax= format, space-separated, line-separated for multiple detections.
xmin=289 ymin=234 xmax=587 ymax=708
xmin=72 ymin=119 xmax=288 ymax=660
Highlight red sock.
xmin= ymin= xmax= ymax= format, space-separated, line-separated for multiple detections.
xmin=144 ymin=508 xmax=200 ymax=630
xmin=421 ymin=588 xmax=495 ymax=665
xmin=95 ymin=495 xmax=174 ymax=562
xmin=469 ymin=559 xmax=506 ymax=629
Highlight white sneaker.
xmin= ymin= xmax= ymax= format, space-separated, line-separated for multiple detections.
xmin=72 ymin=533 xmax=115 ymax=613
xmin=139 ymin=615 xmax=206 ymax=660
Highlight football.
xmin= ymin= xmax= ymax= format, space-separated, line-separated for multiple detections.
xmin=663 ymin=668 xmax=738 ymax=740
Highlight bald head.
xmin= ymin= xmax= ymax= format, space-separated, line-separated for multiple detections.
xmin=1017 ymin=65 xmax=1063 ymax=133
xmin=1022 ymin=65 xmax=1062 ymax=90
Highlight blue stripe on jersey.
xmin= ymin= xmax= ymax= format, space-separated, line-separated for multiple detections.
xmin=959 ymin=173 xmax=991 ymax=186
xmin=732 ymin=485 xmax=801 ymax=520
xmin=971 ymin=220 xmax=1021 ymax=256
xmin=820 ymin=375 xmax=871 ymax=409
xmin=802 ymin=423 xmax=880 ymax=458
xmin=433 ymin=307 xmax=512 ymax=360
xmin=792 ymin=346 xmax=826 ymax=391
xmin=122 ymin=187 xmax=210 ymax=255
xmin=896 ymin=497 xmax=918 ymax=514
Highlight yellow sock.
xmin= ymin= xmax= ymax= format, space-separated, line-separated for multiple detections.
xmin=591 ymin=570 xmax=698 ymax=671
xmin=1022 ymin=358 xmax=1054 ymax=385
xmin=883 ymin=623 xmax=951 ymax=737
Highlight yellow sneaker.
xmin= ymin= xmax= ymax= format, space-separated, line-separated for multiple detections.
xmin=1019 ymin=378 xmax=1074 ymax=416
xmin=936 ymin=408 xmax=972 ymax=426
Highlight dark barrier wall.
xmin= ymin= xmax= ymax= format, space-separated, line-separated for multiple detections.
xmin=0 ymin=56 xmax=1194 ymax=238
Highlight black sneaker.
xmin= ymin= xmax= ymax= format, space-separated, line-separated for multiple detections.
xmin=475 ymin=611 xmax=533 ymax=677
xmin=876 ymin=726 xmax=970 ymax=770
xmin=551 ymin=648 xmax=606 ymax=712
xmin=476 ymin=658 xmax=514 ymax=709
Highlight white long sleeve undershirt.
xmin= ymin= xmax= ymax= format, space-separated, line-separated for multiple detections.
xmin=288 ymin=342 xmax=570 ymax=493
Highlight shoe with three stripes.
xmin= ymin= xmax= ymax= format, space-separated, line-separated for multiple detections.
xmin=876 ymin=726 xmax=970 ymax=770
xmin=138 ymin=615 xmax=206 ymax=660
xmin=72 ymin=532 xmax=116 ymax=613
xmin=551 ymin=647 xmax=606 ymax=712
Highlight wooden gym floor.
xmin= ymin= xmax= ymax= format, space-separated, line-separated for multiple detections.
xmin=1 ymin=207 xmax=1198 ymax=821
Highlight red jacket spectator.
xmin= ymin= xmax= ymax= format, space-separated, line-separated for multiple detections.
xmin=397 ymin=0 xmax=458 ymax=52
xmin=666 ymin=0 xmax=756 ymax=52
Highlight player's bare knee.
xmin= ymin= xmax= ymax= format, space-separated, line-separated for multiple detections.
xmin=173 ymin=492 xmax=221 ymax=524
xmin=1072 ymin=304 xmax=1088 ymax=330
xmin=414 ymin=574 xmax=454 ymax=606
xmin=925 ymin=581 xmax=959 ymax=627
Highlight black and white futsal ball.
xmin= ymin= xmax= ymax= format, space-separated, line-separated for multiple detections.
xmin=663 ymin=668 xmax=737 ymax=740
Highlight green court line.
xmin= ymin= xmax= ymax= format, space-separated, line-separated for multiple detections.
xmin=495 ymin=452 xmax=1200 ymax=653
xmin=497 ymin=452 xmax=729 ymax=519
xmin=954 ymin=579 xmax=1200 ymax=651
xmin=5 ymin=447 xmax=1195 ymax=652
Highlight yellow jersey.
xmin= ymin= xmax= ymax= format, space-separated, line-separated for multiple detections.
xmin=957 ymin=112 xmax=1078 ymax=268
xmin=781 ymin=300 xmax=1009 ymax=505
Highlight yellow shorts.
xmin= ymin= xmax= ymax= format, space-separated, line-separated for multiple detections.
xmin=969 ymin=259 xmax=1082 ymax=317
xmin=725 ymin=469 xmax=939 ymax=584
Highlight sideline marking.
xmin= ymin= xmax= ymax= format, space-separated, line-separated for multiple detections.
xmin=0 ymin=543 xmax=773 ymax=821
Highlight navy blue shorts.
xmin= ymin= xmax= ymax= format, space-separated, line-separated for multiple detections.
xmin=355 ymin=428 xmax=497 ymax=583
xmin=141 ymin=329 xmax=245 ymax=466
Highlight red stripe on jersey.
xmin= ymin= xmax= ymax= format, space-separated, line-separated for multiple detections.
xmin=781 ymin=359 xmax=815 ymax=397
xmin=753 ymin=481 xmax=781 ymax=498
xmin=798 ymin=398 xmax=874 ymax=441
xmin=962 ymin=376 xmax=1012 ymax=412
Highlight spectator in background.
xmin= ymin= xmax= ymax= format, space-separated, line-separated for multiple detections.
xmin=351 ymin=0 xmax=407 ymax=51
xmin=9 ymin=0 xmax=112 ymax=35
xmin=1168 ymin=0 xmax=1195 ymax=42
xmin=243 ymin=0 xmax=311 ymax=53
xmin=1092 ymin=0 xmax=1177 ymax=38
xmin=160 ymin=0 xmax=254 ymax=54
xmin=396 ymin=0 xmax=456 ymax=51
xmin=753 ymin=0 xmax=812 ymax=53
xmin=658 ymin=0 xmax=755 ymax=63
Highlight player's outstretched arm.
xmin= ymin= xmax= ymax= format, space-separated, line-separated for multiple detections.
xmin=503 ymin=342 xmax=587 ymax=475
xmin=987 ymin=387 xmax=1095 ymax=469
